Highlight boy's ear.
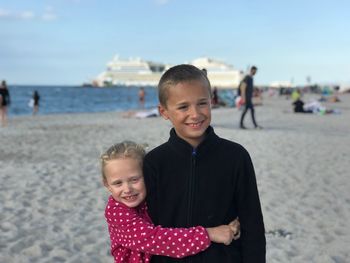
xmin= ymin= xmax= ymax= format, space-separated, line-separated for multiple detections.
xmin=158 ymin=104 xmax=169 ymax=120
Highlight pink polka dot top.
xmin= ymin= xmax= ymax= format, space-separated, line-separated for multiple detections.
xmin=105 ymin=196 xmax=211 ymax=263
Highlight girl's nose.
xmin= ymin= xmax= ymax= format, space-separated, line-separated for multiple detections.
xmin=123 ymin=183 xmax=133 ymax=194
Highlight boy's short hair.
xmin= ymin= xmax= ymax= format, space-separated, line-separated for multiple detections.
xmin=100 ymin=141 xmax=146 ymax=184
xmin=251 ymin=66 xmax=258 ymax=71
xmin=158 ymin=64 xmax=212 ymax=106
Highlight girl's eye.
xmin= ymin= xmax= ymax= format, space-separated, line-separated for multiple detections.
xmin=131 ymin=178 xmax=140 ymax=183
xmin=199 ymin=101 xmax=208 ymax=106
xmin=112 ymin=181 xmax=122 ymax=187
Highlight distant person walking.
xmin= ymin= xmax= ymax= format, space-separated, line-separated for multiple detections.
xmin=0 ymin=80 xmax=10 ymax=127
xmin=138 ymin=87 xmax=145 ymax=108
xmin=32 ymin=90 xmax=40 ymax=115
xmin=239 ymin=66 xmax=262 ymax=129
xmin=212 ymin=86 xmax=219 ymax=106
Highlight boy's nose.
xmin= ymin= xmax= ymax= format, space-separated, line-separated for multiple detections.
xmin=189 ymin=105 xmax=200 ymax=117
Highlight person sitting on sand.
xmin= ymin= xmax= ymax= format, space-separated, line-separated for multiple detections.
xmin=101 ymin=141 xmax=240 ymax=263
xmin=122 ymin=108 xmax=159 ymax=119
xmin=292 ymin=98 xmax=312 ymax=113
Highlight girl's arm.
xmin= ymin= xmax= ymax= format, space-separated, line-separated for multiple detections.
xmin=106 ymin=201 xmax=210 ymax=259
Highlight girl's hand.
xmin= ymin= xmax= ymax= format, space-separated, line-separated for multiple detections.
xmin=206 ymin=225 xmax=235 ymax=245
xmin=229 ymin=218 xmax=241 ymax=240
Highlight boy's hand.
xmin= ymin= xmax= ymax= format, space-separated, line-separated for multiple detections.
xmin=206 ymin=225 xmax=235 ymax=245
xmin=229 ymin=218 xmax=241 ymax=240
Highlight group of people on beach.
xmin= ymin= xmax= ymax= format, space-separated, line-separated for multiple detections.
xmin=0 ymin=79 xmax=41 ymax=127
xmin=100 ymin=65 xmax=266 ymax=263
xmin=291 ymin=88 xmax=340 ymax=115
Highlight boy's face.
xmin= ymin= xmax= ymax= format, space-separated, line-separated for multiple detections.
xmin=104 ymin=158 xmax=146 ymax=208
xmin=159 ymin=80 xmax=211 ymax=147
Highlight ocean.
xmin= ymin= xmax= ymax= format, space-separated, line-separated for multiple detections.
xmin=7 ymin=85 xmax=236 ymax=116
xmin=7 ymin=85 xmax=159 ymax=116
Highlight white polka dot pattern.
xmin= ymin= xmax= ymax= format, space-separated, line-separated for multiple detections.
xmin=105 ymin=196 xmax=211 ymax=262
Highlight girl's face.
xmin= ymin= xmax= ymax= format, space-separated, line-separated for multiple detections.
xmin=104 ymin=158 xmax=146 ymax=208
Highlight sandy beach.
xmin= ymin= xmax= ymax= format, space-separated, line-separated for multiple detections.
xmin=1 ymin=93 xmax=350 ymax=263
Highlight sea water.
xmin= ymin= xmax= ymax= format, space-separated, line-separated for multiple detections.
xmin=7 ymin=85 xmax=159 ymax=116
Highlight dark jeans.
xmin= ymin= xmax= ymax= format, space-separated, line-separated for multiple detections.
xmin=240 ymin=102 xmax=258 ymax=127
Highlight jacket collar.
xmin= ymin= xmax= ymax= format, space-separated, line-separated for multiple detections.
xmin=168 ymin=126 xmax=219 ymax=155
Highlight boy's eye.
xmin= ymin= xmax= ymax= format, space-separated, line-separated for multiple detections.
xmin=177 ymin=105 xmax=188 ymax=110
xmin=199 ymin=101 xmax=208 ymax=106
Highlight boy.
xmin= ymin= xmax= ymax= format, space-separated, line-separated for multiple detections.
xmin=143 ymin=64 xmax=266 ymax=262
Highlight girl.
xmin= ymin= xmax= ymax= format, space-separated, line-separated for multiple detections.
xmin=101 ymin=141 xmax=240 ymax=263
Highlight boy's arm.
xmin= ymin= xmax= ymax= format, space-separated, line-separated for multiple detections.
xmin=236 ymin=149 xmax=266 ymax=263
xmin=106 ymin=203 xmax=211 ymax=259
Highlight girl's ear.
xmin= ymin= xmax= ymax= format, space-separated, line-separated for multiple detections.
xmin=103 ymin=180 xmax=111 ymax=192
xmin=158 ymin=104 xmax=169 ymax=120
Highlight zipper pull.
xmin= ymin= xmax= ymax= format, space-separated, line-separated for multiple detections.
xmin=192 ymin=148 xmax=196 ymax=156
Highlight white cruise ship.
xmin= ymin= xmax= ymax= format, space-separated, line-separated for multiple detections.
xmin=190 ymin=57 xmax=243 ymax=88
xmin=93 ymin=55 xmax=243 ymax=88
xmin=93 ymin=56 xmax=166 ymax=87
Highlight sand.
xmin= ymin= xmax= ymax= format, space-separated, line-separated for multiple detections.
xmin=1 ymin=93 xmax=350 ymax=263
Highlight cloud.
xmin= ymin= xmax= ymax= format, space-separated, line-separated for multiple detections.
xmin=0 ymin=9 xmax=11 ymax=18
xmin=0 ymin=9 xmax=35 ymax=20
xmin=18 ymin=11 xmax=35 ymax=20
xmin=0 ymin=7 xmax=57 ymax=21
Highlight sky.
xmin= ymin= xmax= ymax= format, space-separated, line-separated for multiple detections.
xmin=0 ymin=0 xmax=349 ymax=86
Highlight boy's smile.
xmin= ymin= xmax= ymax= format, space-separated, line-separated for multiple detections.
xmin=159 ymin=80 xmax=212 ymax=148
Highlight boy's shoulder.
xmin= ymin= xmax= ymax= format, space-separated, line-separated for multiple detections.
xmin=144 ymin=141 xmax=171 ymax=161
xmin=216 ymin=137 xmax=251 ymax=157
xmin=220 ymin=136 xmax=243 ymax=146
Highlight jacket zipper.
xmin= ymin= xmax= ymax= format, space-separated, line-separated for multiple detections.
xmin=187 ymin=149 xmax=196 ymax=227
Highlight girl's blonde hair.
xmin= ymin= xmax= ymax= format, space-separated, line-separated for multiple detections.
xmin=100 ymin=141 xmax=146 ymax=184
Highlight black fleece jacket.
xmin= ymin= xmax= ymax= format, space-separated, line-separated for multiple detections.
xmin=143 ymin=126 xmax=266 ymax=263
